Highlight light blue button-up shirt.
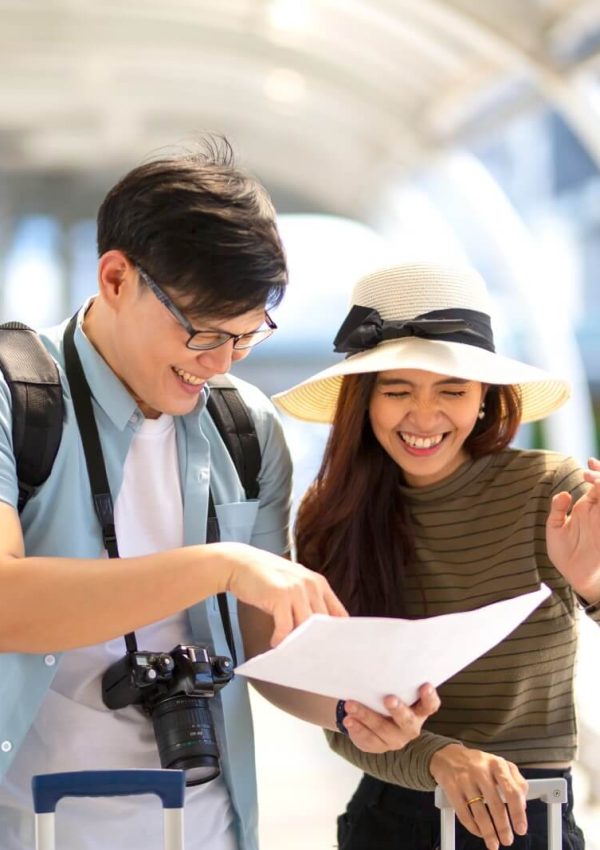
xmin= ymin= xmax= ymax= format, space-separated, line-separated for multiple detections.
xmin=0 ymin=308 xmax=293 ymax=850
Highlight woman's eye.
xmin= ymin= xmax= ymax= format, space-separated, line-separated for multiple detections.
xmin=383 ymin=391 xmax=409 ymax=398
xmin=442 ymin=390 xmax=466 ymax=397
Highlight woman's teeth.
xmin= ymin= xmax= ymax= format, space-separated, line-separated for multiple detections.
xmin=400 ymin=432 xmax=444 ymax=449
xmin=172 ymin=366 xmax=204 ymax=386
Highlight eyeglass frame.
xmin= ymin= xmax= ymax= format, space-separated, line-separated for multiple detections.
xmin=135 ymin=264 xmax=277 ymax=351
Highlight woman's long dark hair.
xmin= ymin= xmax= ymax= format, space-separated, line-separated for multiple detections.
xmin=294 ymin=374 xmax=522 ymax=617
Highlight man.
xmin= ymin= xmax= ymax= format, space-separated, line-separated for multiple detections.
xmin=0 ymin=138 xmax=438 ymax=849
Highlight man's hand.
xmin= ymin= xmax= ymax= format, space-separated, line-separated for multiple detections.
xmin=216 ymin=542 xmax=348 ymax=645
xmin=340 ymin=684 xmax=440 ymax=753
xmin=430 ymin=744 xmax=528 ymax=850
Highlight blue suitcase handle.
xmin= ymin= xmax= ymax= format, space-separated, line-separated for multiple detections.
xmin=32 ymin=769 xmax=185 ymax=813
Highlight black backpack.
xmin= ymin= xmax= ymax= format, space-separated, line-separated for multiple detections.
xmin=0 ymin=322 xmax=261 ymax=513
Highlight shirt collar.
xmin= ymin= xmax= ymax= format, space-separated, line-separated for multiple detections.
xmin=72 ymin=298 xmax=208 ymax=431
xmin=398 ymin=453 xmax=493 ymax=503
xmin=73 ymin=298 xmax=140 ymax=431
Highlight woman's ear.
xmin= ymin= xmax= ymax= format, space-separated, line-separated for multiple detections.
xmin=477 ymin=384 xmax=490 ymax=421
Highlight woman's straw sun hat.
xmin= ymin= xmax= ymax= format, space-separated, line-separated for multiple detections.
xmin=272 ymin=262 xmax=570 ymax=424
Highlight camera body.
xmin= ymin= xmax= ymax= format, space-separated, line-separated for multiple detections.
xmin=102 ymin=644 xmax=234 ymax=785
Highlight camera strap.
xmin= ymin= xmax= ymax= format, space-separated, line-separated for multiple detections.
xmin=63 ymin=313 xmax=237 ymax=664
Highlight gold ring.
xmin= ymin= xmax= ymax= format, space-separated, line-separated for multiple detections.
xmin=466 ymin=795 xmax=485 ymax=809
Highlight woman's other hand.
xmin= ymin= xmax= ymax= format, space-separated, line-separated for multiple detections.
xmin=340 ymin=683 xmax=440 ymax=753
xmin=430 ymin=743 xmax=528 ymax=850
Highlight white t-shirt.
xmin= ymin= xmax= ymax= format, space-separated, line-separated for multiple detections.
xmin=0 ymin=415 xmax=238 ymax=849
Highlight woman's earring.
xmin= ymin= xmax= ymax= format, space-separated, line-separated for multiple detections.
xmin=478 ymin=401 xmax=486 ymax=420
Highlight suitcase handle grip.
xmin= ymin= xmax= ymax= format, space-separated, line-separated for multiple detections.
xmin=32 ymin=769 xmax=185 ymax=813
xmin=434 ymin=776 xmax=568 ymax=809
xmin=435 ymin=778 xmax=567 ymax=850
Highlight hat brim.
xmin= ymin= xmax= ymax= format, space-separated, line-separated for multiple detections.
xmin=272 ymin=337 xmax=570 ymax=424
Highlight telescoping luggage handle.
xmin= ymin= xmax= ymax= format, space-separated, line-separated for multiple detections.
xmin=32 ymin=769 xmax=186 ymax=850
xmin=434 ymin=777 xmax=567 ymax=850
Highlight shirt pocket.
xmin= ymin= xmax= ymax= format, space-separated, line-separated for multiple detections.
xmin=215 ymin=500 xmax=259 ymax=544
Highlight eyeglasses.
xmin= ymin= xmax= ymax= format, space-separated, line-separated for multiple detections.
xmin=136 ymin=265 xmax=277 ymax=351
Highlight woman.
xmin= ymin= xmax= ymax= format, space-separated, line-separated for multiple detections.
xmin=272 ymin=262 xmax=600 ymax=850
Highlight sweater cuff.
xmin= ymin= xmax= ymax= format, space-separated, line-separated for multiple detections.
xmin=325 ymin=728 xmax=462 ymax=791
xmin=575 ymin=592 xmax=600 ymax=623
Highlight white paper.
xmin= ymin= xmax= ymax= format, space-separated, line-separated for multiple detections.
xmin=235 ymin=584 xmax=551 ymax=713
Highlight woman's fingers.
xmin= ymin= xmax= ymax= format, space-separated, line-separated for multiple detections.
xmin=461 ymin=793 xmax=490 ymax=845
xmin=430 ymin=745 xmax=528 ymax=850
xmin=460 ymin=771 xmax=527 ymax=850
xmin=410 ymin=682 xmax=441 ymax=718
xmin=343 ymin=701 xmax=394 ymax=748
xmin=546 ymin=491 xmax=572 ymax=529
xmin=344 ymin=685 xmax=440 ymax=753
xmin=504 ymin=762 xmax=529 ymax=835
xmin=344 ymin=715 xmax=388 ymax=751
xmin=458 ymin=789 xmax=520 ymax=850
xmin=477 ymin=766 xmax=528 ymax=848
xmin=459 ymin=766 xmax=528 ymax=850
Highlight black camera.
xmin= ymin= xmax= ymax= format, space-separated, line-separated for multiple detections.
xmin=101 ymin=644 xmax=234 ymax=786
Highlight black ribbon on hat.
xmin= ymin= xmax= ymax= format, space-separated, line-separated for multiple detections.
xmin=333 ymin=305 xmax=495 ymax=356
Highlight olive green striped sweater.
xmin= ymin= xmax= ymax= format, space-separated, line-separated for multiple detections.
xmin=327 ymin=449 xmax=599 ymax=791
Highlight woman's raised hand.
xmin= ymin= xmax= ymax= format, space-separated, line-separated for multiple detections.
xmin=546 ymin=456 xmax=600 ymax=604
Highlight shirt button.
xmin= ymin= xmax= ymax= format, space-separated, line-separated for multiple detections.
xmin=1 ymin=741 xmax=12 ymax=753
xmin=197 ymin=469 xmax=209 ymax=482
xmin=44 ymin=655 xmax=56 ymax=667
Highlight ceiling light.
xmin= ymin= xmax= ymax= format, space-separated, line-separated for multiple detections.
xmin=267 ymin=0 xmax=311 ymax=32
xmin=264 ymin=68 xmax=307 ymax=104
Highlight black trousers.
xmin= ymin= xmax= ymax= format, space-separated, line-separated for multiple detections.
xmin=337 ymin=768 xmax=585 ymax=850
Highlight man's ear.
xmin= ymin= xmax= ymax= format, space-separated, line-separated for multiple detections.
xmin=97 ymin=250 xmax=135 ymax=308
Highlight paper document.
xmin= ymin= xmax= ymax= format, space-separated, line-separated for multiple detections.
xmin=235 ymin=584 xmax=551 ymax=713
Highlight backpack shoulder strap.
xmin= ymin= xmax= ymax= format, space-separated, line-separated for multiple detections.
xmin=206 ymin=376 xmax=261 ymax=500
xmin=206 ymin=376 xmax=262 ymax=666
xmin=0 ymin=322 xmax=64 ymax=512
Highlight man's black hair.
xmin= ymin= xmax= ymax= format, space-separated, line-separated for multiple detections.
xmin=97 ymin=136 xmax=287 ymax=319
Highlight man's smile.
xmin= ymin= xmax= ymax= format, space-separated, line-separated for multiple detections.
xmin=171 ymin=365 xmax=206 ymax=386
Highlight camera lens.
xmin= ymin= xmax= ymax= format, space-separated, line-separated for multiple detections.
xmin=151 ymin=695 xmax=220 ymax=786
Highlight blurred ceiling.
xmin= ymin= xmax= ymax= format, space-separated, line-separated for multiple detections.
xmin=2 ymin=0 xmax=600 ymax=217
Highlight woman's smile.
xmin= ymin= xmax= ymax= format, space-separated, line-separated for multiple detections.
xmin=398 ymin=431 xmax=446 ymax=453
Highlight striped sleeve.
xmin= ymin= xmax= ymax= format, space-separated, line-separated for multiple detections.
xmin=325 ymin=728 xmax=462 ymax=791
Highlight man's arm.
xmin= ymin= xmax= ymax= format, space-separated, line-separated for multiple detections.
xmin=0 ymin=500 xmax=346 ymax=653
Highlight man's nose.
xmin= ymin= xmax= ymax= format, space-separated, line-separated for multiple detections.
xmin=197 ymin=341 xmax=249 ymax=375
xmin=198 ymin=340 xmax=236 ymax=375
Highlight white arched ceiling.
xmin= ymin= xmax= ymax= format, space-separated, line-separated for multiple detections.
xmin=1 ymin=0 xmax=600 ymax=216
